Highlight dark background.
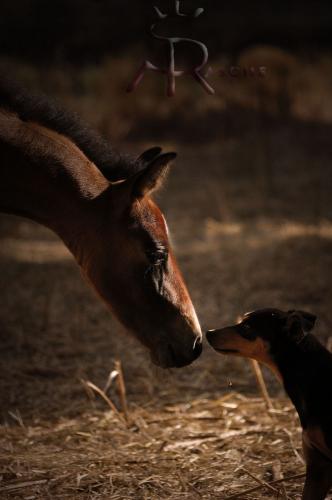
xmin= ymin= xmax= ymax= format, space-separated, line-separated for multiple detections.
xmin=1 ymin=0 xmax=332 ymax=63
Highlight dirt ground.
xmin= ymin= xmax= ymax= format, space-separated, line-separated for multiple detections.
xmin=1 ymin=59 xmax=332 ymax=498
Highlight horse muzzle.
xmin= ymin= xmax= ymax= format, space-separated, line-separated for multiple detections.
xmin=151 ymin=336 xmax=203 ymax=368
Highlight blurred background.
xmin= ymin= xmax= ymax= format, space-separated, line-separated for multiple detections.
xmin=1 ymin=1 xmax=332 ymax=498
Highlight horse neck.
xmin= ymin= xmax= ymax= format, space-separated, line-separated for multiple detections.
xmin=0 ymin=108 xmax=110 ymax=262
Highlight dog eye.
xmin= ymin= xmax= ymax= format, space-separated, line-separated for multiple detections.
xmin=241 ymin=323 xmax=253 ymax=338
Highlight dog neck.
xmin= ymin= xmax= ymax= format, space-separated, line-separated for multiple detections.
xmin=273 ymin=334 xmax=332 ymax=430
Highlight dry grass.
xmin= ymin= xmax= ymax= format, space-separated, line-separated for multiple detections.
xmin=1 ymin=389 xmax=306 ymax=499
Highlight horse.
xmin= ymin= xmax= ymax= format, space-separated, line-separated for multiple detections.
xmin=0 ymin=78 xmax=202 ymax=368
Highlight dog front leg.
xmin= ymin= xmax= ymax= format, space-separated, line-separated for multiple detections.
xmin=302 ymin=441 xmax=332 ymax=500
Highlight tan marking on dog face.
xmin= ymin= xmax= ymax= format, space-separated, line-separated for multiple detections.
xmin=209 ymin=327 xmax=282 ymax=380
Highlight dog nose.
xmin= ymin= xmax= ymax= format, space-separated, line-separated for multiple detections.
xmin=206 ymin=329 xmax=216 ymax=344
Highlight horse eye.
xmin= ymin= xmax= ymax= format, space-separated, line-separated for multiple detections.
xmin=145 ymin=249 xmax=168 ymax=292
xmin=148 ymin=249 xmax=168 ymax=266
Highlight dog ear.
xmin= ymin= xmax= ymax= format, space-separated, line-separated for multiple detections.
xmin=285 ymin=310 xmax=317 ymax=343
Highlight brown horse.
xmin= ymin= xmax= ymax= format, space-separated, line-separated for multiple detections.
xmin=0 ymin=78 xmax=202 ymax=368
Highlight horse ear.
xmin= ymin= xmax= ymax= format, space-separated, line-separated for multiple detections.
xmin=285 ymin=310 xmax=317 ymax=343
xmin=137 ymin=147 xmax=162 ymax=164
xmin=97 ymin=148 xmax=162 ymax=182
xmin=131 ymin=152 xmax=177 ymax=199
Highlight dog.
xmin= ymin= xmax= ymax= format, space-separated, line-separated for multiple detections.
xmin=206 ymin=308 xmax=332 ymax=500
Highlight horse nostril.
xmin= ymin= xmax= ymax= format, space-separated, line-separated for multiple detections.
xmin=193 ymin=338 xmax=203 ymax=358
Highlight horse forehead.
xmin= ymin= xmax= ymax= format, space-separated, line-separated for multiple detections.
xmin=132 ymin=198 xmax=169 ymax=239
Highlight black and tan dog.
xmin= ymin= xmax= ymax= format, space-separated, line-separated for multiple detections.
xmin=206 ymin=308 xmax=332 ymax=500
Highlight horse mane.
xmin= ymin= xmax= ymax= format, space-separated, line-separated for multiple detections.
xmin=0 ymin=76 xmax=139 ymax=181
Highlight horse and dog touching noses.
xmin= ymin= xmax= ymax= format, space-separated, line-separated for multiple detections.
xmin=1 ymin=80 xmax=330 ymax=499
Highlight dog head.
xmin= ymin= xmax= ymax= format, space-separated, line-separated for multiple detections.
xmin=206 ymin=308 xmax=316 ymax=373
